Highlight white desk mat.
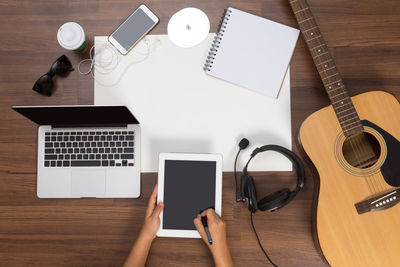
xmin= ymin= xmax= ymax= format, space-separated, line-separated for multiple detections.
xmin=94 ymin=34 xmax=292 ymax=172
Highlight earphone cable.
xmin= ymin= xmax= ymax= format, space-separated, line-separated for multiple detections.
xmin=77 ymin=37 xmax=161 ymax=87
xmin=250 ymin=211 xmax=279 ymax=267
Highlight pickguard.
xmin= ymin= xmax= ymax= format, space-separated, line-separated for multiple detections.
xmin=362 ymin=120 xmax=400 ymax=186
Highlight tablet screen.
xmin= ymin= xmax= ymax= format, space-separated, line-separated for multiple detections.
xmin=163 ymin=160 xmax=216 ymax=230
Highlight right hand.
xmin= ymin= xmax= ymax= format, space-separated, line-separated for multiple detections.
xmin=193 ymin=209 xmax=233 ymax=266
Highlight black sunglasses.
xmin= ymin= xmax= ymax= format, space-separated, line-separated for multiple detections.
xmin=32 ymin=55 xmax=74 ymax=96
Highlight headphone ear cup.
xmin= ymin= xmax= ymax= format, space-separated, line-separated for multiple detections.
xmin=245 ymin=176 xmax=258 ymax=213
xmin=258 ymin=188 xmax=291 ymax=212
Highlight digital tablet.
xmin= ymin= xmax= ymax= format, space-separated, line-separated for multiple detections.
xmin=157 ymin=153 xmax=222 ymax=238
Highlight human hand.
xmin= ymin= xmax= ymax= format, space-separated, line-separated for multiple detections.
xmin=193 ymin=209 xmax=233 ymax=267
xmin=123 ymin=185 xmax=163 ymax=267
xmin=140 ymin=184 xmax=164 ymax=242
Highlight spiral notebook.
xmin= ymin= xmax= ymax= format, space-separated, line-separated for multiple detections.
xmin=204 ymin=7 xmax=299 ymax=98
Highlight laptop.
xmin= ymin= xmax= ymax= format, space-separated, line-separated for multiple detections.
xmin=12 ymin=105 xmax=141 ymax=198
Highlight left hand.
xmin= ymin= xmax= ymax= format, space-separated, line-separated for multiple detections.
xmin=140 ymin=184 xmax=164 ymax=241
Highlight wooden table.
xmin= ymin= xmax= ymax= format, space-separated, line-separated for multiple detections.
xmin=1 ymin=0 xmax=399 ymax=266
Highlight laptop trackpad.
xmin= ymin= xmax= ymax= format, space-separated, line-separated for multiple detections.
xmin=71 ymin=170 xmax=106 ymax=197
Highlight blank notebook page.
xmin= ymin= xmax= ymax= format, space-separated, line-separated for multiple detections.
xmin=205 ymin=7 xmax=299 ymax=98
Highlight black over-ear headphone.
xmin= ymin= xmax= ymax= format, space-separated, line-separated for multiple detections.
xmin=234 ymin=138 xmax=305 ymax=213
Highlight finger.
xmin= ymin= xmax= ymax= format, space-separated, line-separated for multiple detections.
xmin=205 ymin=208 xmax=218 ymax=221
xmin=145 ymin=184 xmax=158 ymax=217
xmin=193 ymin=214 xmax=209 ymax=244
xmin=151 ymin=202 xmax=164 ymax=218
xmin=200 ymin=207 xmax=213 ymax=214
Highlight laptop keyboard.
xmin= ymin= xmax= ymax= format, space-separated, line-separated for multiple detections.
xmin=43 ymin=130 xmax=134 ymax=167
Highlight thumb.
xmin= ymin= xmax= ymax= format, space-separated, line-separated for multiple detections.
xmin=152 ymin=202 xmax=164 ymax=217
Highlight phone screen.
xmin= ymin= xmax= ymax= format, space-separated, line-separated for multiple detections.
xmin=111 ymin=8 xmax=156 ymax=50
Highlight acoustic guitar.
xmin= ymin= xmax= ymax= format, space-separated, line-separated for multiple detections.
xmin=288 ymin=0 xmax=400 ymax=266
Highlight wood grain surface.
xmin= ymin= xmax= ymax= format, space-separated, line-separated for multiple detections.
xmin=0 ymin=0 xmax=399 ymax=266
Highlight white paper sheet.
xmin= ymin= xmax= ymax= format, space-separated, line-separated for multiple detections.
xmin=94 ymin=34 xmax=292 ymax=172
xmin=205 ymin=7 xmax=299 ymax=98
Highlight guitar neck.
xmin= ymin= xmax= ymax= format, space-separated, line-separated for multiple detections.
xmin=289 ymin=0 xmax=363 ymax=137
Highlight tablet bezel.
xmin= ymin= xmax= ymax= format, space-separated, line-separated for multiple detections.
xmin=156 ymin=153 xmax=222 ymax=238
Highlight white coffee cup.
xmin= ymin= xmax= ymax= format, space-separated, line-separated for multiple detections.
xmin=57 ymin=22 xmax=86 ymax=51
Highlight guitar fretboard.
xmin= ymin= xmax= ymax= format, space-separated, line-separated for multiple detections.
xmin=289 ymin=0 xmax=363 ymax=137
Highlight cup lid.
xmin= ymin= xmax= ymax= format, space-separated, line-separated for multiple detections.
xmin=57 ymin=22 xmax=85 ymax=50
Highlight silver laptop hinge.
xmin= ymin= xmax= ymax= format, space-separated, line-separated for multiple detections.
xmin=51 ymin=126 xmax=129 ymax=130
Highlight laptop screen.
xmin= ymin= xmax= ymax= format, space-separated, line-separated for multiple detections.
xmin=12 ymin=106 xmax=139 ymax=127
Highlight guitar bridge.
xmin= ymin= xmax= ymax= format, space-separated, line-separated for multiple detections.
xmin=355 ymin=189 xmax=400 ymax=214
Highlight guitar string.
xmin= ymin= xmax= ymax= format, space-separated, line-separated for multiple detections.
xmin=295 ymin=15 xmax=377 ymax=192
xmin=343 ymin=125 xmax=377 ymax=193
xmin=358 ymin=133 xmax=387 ymax=192
xmin=375 ymin=173 xmax=387 ymax=192
xmin=294 ymin=5 xmax=383 ymax=193
xmin=295 ymin=0 xmax=393 ymax=198
xmin=371 ymin=145 xmax=388 ymax=192
xmin=350 ymin=121 xmax=391 ymax=193
xmin=370 ymin=161 xmax=385 ymax=192
xmin=348 ymin=136 xmax=376 ymax=193
xmin=335 ymin=102 xmax=382 ymax=192
xmin=353 ymin=133 xmax=382 ymax=192
xmin=357 ymin=133 xmax=385 ymax=192
xmin=356 ymin=132 xmax=388 ymax=193
xmin=341 ymin=130 xmax=374 ymax=192
xmin=377 ymin=172 xmax=388 ymax=191
xmin=320 ymin=57 xmax=381 ymax=191
xmin=294 ymin=15 xmax=377 ymax=193
xmin=290 ymin=2 xmax=394 ymax=214
xmin=370 ymin=173 xmax=386 ymax=198
xmin=375 ymin=141 xmax=388 ymax=192
xmin=359 ymin=131 xmax=387 ymax=192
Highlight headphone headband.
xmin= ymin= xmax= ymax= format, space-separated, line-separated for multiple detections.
xmin=239 ymin=144 xmax=305 ymax=212
xmin=244 ymin=145 xmax=305 ymax=187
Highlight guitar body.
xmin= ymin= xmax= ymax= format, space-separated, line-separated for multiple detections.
xmin=299 ymin=91 xmax=400 ymax=266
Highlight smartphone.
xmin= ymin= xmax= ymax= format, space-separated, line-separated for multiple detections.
xmin=108 ymin=4 xmax=159 ymax=55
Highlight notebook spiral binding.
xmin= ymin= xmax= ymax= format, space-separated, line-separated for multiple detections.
xmin=203 ymin=8 xmax=232 ymax=72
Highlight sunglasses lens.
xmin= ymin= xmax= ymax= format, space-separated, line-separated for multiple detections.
xmin=51 ymin=55 xmax=73 ymax=75
xmin=32 ymin=75 xmax=54 ymax=96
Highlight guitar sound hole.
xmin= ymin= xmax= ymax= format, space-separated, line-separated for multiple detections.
xmin=342 ymin=132 xmax=381 ymax=169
